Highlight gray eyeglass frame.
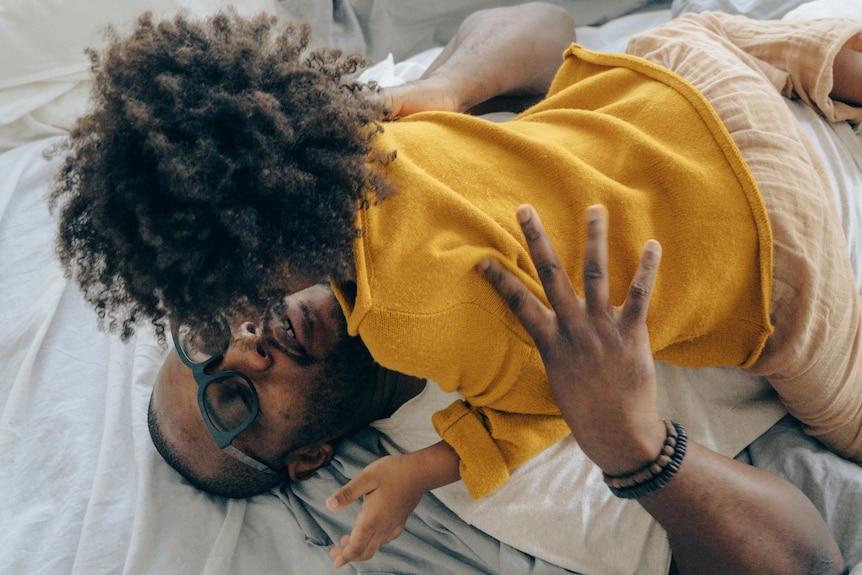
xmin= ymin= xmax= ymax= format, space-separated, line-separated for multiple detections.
xmin=171 ymin=330 xmax=279 ymax=475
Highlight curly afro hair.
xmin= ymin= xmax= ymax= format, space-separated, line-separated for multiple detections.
xmin=51 ymin=9 xmax=394 ymax=344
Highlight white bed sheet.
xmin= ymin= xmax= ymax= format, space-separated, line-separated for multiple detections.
xmin=2 ymin=2 xmax=862 ymax=574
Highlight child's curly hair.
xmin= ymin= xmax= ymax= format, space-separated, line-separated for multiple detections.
xmin=51 ymin=9 xmax=394 ymax=344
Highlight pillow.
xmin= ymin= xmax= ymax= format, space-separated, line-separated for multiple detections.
xmin=0 ymin=0 xmax=281 ymax=152
xmin=671 ymin=0 xmax=812 ymax=19
xmin=784 ymin=0 xmax=862 ymax=20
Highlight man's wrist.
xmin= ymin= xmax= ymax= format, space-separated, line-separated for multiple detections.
xmin=592 ymin=417 xmax=669 ymax=477
xmin=603 ymin=420 xmax=688 ymax=499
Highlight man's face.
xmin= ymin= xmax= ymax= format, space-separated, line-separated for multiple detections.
xmin=151 ymin=284 xmax=376 ymax=482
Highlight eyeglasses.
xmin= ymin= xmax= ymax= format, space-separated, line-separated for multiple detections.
xmin=171 ymin=327 xmax=279 ymax=475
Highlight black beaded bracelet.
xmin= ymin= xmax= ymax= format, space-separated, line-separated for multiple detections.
xmin=602 ymin=420 xmax=688 ymax=500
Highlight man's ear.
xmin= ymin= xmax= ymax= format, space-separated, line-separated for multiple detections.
xmin=285 ymin=443 xmax=335 ymax=481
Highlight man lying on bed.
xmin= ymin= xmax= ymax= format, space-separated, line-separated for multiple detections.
xmin=148 ymin=209 xmax=846 ymax=575
xmin=51 ymin=2 xmax=862 ymax=574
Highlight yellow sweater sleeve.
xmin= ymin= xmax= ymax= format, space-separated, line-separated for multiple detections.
xmin=432 ymin=400 xmax=572 ymax=499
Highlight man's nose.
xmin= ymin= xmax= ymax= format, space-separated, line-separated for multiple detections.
xmin=236 ymin=321 xmax=259 ymax=339
xmin=224 ymin=321 xmax=269 ymax=370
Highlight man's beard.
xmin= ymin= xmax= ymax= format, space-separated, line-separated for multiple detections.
xmin=289 ymin=333 xmax=376 ymax=449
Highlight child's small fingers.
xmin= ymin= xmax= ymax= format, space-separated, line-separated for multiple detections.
xmin=330 ymin=546 xmax=348 ymax=569
xmin=341 ymin=534 xmax=379 ymax=565
xmin=327 ymin=473 xmax=375 ymax=511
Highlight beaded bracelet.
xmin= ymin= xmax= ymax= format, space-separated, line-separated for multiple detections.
xmin=602 ymin=420 xmax=688 ymax=500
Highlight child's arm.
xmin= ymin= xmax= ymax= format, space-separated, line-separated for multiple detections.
xmin=325 ymin=440 xmax=461 ymax=568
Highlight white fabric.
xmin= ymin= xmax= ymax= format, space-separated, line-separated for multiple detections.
xmin=0 ymin=138 xmax=339 ymax=575
xmin=372 ymin=383 xmax=672 ymax=575
xmin=0 ymin=0 xmax=648 ymax=154
xmin=369 ymin=367 xmax=785 ymax=575
xmin=671 ymin=0 xmax=811 ymax=19
xmin=784 ymin=0 xmax=862 ymax=19
xmin=282 ymin=0 xmax=661 ymax=63
xmin=0 ymin=0 xmax=284 ymax=154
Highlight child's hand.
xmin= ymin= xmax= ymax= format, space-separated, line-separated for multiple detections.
xmin=325 ymin=454 xmax=427 ymax=568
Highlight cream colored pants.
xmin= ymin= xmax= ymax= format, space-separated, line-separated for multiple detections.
xmin=628 ymin=12 xmax=862 ymax=460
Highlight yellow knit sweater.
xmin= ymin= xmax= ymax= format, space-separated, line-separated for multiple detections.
xmin=332 ymin=45 xmax=773 ymax=499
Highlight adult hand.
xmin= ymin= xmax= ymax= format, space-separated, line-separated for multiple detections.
xmin=478 ymin=204 xmax=667 ymax=476
xmin=379 ymin=76 xmax=541 ymax=119
xmin=374 ymin=3 xmax=574 ymax=120
xmin=481 ymin=203 xmax=848 ymax=574
xmin=325 ymin=454 xmax=427 ymax=568
xmin=380 ymin=77 xmax=461 ymax=119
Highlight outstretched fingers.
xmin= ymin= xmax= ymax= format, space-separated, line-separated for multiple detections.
xmin=516 ymin=204 xmax=582 ymax=320
xmin=330 ymin=524 xmax=383 ymax=568
xmin=326 ymin=474 xmax=380 ymax=568
xmin=477 ymin=256 xmax=556 ymax=348
xmin=477 ymin=205 xmax=574 ymax=351
xmin=621 ymin=239 xmax=662 ymax=329
xmin=479 ymin=202 xmax=660 ymax=351
xmin=578 ymin=205 xmax=660 ymax=329
xmin=326 ymin=472 xmax=373 ymax=512
xmin=582 ymin=204 xmax=610 ymax=316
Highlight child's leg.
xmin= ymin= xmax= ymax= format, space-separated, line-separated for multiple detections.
xmin=628 ymin=13 xmax=862 ymax=461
